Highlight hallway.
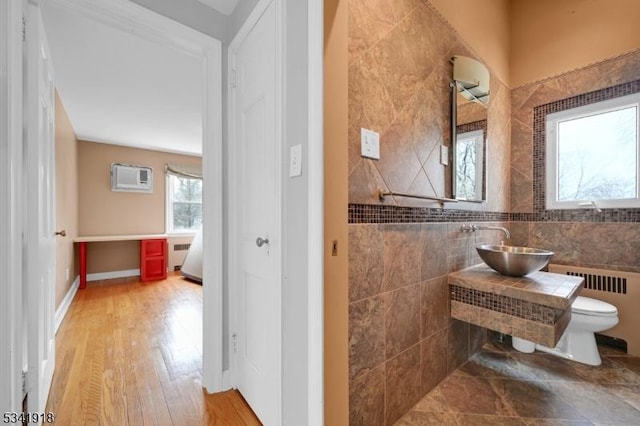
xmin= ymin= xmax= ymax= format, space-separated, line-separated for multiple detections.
xmin=46 ymin=273 xmax=260 ymax=425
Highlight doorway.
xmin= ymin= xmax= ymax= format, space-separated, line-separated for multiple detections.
xmin=4 ymin=0 xmax=325 ymax=422
xmin=28 ymin=0 xmax=225 ymax=402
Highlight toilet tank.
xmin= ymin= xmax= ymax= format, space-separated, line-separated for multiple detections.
xmin=549 ymin=264 xmax=639 ymax=356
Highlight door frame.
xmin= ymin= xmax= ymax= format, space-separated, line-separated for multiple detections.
xmin=306 ymin=0 xmax=324 ymax=422
xmin=25 ymin=0 xmax=225 ymax=393
xmin=0 ymin=0 xmax=25 ymax=414
xmin=227 ymin=0 xmax=325 ymax=422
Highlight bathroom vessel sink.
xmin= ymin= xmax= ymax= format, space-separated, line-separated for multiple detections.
xmin=476 ymin=245 xmax=554 ymax=277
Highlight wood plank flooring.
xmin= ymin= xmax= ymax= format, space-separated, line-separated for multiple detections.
xmin=46 ymin=273 xmax=261 ymax=425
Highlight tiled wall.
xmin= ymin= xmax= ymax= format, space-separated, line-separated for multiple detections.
xmin=348 ymin=0 xmax=511 ymax=212
xmin=347 ymin=1 xmax=512 ymax=424
xmin=510 ymin=50 xmax=640 ymax=273
xmin=347 ymin=0 xmax=640 ymax=423
xmin=348 ymin=222 xmax=509 ymax=425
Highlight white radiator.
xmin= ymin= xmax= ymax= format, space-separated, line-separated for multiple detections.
xmin=549 ymin=264 xmax=640 ymax=356
xmin=168 ymin=236 xmax=194 ymax=271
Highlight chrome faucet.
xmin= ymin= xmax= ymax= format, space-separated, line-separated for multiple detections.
xmin=460 ymin=224 xmax=511 ymax=240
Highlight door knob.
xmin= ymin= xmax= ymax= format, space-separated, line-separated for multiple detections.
xmin=55 ymin=230 xmax=66 ymax=237
xmin=256 ymin=237 xmax=269 ymax=247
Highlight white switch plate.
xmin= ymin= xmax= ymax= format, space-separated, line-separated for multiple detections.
xmin=361 ymin=128 xmax=380 ymax=160
xmin=289 ymin=144 xmax=302 ymax=177
xmin=440 ymin=144 xmax=449 ymax=166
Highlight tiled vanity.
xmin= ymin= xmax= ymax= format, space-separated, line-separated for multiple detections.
xmin=448 ymin=265 xmax=584 ymax=347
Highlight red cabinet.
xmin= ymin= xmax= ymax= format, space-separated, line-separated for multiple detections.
xmin=140 ymin=238 xmax=167 ymax=281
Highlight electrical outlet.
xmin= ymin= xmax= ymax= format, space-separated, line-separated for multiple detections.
xmin=361 ymin=128 xmax=380 ymax=160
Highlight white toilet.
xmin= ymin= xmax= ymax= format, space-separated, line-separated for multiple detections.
xmin=512 ymin=296 xmax=619 ymax=366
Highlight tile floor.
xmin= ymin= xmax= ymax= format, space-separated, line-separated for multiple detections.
xmin=396 ymin=337 xmax=640 ymax=425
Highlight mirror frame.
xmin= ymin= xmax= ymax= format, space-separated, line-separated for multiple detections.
xmin=450 ymin=82 xmax=488 ymax=203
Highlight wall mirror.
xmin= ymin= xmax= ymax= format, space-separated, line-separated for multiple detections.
xmin=450 ymin=55 xmax=489 ymax=202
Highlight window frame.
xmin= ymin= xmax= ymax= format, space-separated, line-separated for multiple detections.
xmin=165 ymin=174 xmax=203 ymax=235
xmin=545 ymin=92 xmax=640 ymax=210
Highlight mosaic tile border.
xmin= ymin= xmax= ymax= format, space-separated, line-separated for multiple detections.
xmin=510 ymin=209 xmax=640 ymax=223
xmin=349 ymin=83 xmax=640 ymax=225
xmin=450 ymin=300 xmax=567 ymax=348
xmin=450 ymin=284 xmax=561 ymax=325
xmin=349 ymin=203 xmax=640 ymax=224
xmin=348 ymin=203 xmax=509 ymax=224
xmin=529 ymin=80 xmax=640 ymax=223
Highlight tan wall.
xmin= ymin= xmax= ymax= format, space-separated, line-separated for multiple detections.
xmin=55 ymin=93 xmax=79 ymax=308
xmin=77 ymin=141 xmax=201 ymax=273
xmin=429 ymin=0 xmax=511 ymax=87
xmin=510 ymin=0 xmax=640 ymax=88
xmin=80 ymin=237 xmax=194 ymax=275
xmin=324 ymin=0 xmax=349 ymax=424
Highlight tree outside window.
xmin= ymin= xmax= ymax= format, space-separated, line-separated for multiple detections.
xmin=168 ymin=175 xmax=202 ymax=232
xmin=557 ymin=107 xmax=637 ymax=201
xmin=455 ymin=129 xmax=484 ymax=201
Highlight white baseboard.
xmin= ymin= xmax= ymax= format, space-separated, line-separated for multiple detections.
xmin=55 ymin=269 xmax=142 ymax=333
xmin=222 ymin=369 xmax=233 ymax=391
xmin=55 ymin=276 xmax=79 ymax=334
xmin=87 ymin=268 xmax=140 ymax=282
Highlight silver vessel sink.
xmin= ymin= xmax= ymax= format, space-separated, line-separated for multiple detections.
xmin=476 ymin=245 xmax=554 ymax=277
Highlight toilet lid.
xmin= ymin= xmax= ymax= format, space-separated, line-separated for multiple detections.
xmin=572 ymin=296 xmax=618 ymax=316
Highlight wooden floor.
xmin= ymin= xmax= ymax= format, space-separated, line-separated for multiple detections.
xmin=46 ymin=273 xmax=261 ymax=425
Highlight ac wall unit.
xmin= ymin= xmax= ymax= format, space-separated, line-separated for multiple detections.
xmin=111 ymin=163 xmax=153 ymax=193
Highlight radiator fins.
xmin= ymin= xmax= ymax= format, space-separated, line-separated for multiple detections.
xmin=564 ymin=271 xmax=627 ymax=295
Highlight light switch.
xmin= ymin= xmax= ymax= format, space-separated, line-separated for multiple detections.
xmin=361 ymin=128 xmax=380 ymax=160
xmin=440 ymin=144 xmax=449 ymax=166
xmin=289 ymin=144 xmax=302 ymax=177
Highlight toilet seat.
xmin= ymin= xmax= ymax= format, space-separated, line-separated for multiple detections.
xmin=572 ymin=296 xmax=618 ymax=316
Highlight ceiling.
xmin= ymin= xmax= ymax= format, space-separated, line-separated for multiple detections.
xmin=41 ymin=4 xmax=204 ymax=156
xmin=197 ymin=0 xmax=239 ymax=16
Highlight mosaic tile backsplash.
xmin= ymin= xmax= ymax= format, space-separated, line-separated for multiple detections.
xmin=450 ymin=285 xmax=561 ymax=326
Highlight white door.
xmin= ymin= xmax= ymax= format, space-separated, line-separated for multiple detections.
xmin=231 ymin=1 xmax=281 ymax=424
xmin=25 ymin=1 xmax=56 ymax=416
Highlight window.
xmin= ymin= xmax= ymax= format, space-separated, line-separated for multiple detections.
xmin=546 ymin=92 xmax=640 ymax=210
xmin=167 ymin=174 xmax=202 ymax=233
